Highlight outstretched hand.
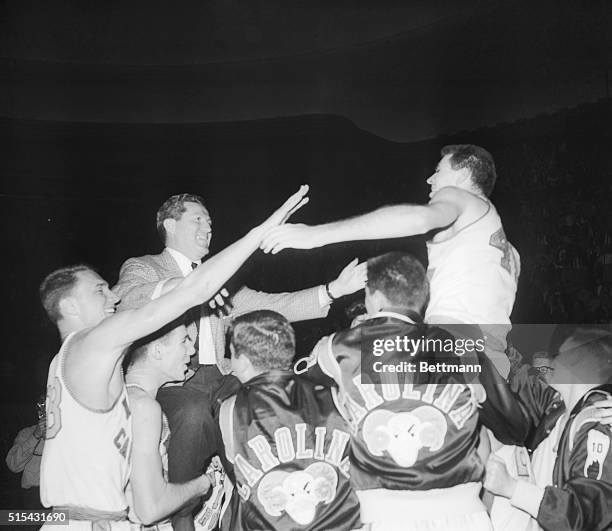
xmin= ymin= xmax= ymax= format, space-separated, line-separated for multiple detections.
xmin=328 ymin=258 xmax=367 ymax=298
xmin=208 ymin=288 xmax=233 ymax=316
xmin=261 ymin=223 xmax=323 ymax=254
xmin=259 ymin=185 xmax=310 ymax=233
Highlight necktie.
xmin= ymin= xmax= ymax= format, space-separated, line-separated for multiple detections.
xmin=189 ymin=262 xmax=201 ymax=358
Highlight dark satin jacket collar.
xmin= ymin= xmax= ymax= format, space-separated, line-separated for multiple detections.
xmin=243 ymin=369 xmax=295 ymax=388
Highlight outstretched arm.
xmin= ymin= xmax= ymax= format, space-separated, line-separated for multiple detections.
xmin=229 ymin=257 xmax=367 ymax=322
xmin=261 ymin=188 xmax=462 ymax=254
xmin=129 ymin=396 xmax=212 ymax=525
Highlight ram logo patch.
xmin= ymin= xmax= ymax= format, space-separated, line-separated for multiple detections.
xmin=584 ymin=429 xmax=610 ymax=480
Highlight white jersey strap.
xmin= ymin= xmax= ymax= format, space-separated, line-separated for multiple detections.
xmin=57 ymin=331 xmax=78 ymax=384
xmin=218 ymin=395 xmax=237 ymax=464
xmin=371 ymin=311 xmax=419 ymax=324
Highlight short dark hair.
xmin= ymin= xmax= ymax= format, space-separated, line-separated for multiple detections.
xmin=39 ymin=264 xmax=95 ymax=324
xmin=367 ymin=252 xmax=429 ymax=313
xmin=124 ymin=317 xmax=185 ymax=370
xmin=229 ymin=310 xmax=295 ymax=371
xmin=156 ymin=194 xmax=207 ymax=243
xmin=440 ymin=144 xmax=497 ymax=197
xmin=345 ymin=300 xmax=367 ymax=322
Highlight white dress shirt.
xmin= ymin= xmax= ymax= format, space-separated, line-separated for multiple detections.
xmin=157 ymin=247 xmax=217 ymax=365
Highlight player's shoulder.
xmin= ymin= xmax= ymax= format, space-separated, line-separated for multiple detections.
xmin=47 ymin=352 xmax=61 ymax=376
xmin=313 ymin=333 xmax=334 ymax=352
xmin=569 ymin=390 xmax=612 ymax=449
xmin=121 ymin=252 xmax=165 ymax=269
xmin=127 ymin=388 xmax=162 ymax=419
xmin=568 ymin=406 xmax=612 ymax=482
xmin=63 ymin=328 xmax=101 ymax=365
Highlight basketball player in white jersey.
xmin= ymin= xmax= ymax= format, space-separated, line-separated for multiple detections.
xmin=261 ymin=144 xmax=519 ymax=376
xmin=125 ymin=322 xmax=215 ymax=529
xmin=38 ymin=185 xmax=309 ymax=530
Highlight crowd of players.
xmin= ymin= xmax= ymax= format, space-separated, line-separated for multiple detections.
xmin=9 ymin=145 xmax=612 ymax=530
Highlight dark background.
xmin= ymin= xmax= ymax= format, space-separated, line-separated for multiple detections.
xmin=1 ymin=0 xmax=611 ymax=515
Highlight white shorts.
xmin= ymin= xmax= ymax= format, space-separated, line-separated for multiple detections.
xmin=356 ymin=482 xmax=492 ymax=531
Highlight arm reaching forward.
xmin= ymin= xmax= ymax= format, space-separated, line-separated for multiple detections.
xmin=129 ymin=394 xmax=212 ymax=525
xmin=260 ymin=187 xmax=462 ymax=254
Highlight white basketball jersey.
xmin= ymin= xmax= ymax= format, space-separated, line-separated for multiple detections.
xmin=426 ymin=200 xmax=520 ymax=353
xmin=125 ymin=384 xmax=171 ymax=526
xmin=41 ymin=333 xmax=132 ymax=512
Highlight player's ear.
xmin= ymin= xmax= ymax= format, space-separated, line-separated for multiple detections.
xmin=368 ymin=289 xmax=388 ymax=312
xmin=163 ymin=218 xmax=177 ymax=237
xmin=230 ymin=345 xmax=247 ymax=367
xmin=456 ymin=168 xmax=472 ymax=187
xmin=58 ymin=296 xmax=79 ymax=318
xmin=231 ymin=348 xmax=250 ymax=371
xmin=151 ymin=342 xmax=164 ymax=361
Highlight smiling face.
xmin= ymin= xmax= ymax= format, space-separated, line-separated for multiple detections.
xmin=426 ymin=154 xmax=467 ymax=198
xmin=158 ymin=325 xmax=194 ymax=382
xmin=164 ymin=201 xmax=212 ymax=261
xmin=68 ymin=270 xmax=119 ymax=327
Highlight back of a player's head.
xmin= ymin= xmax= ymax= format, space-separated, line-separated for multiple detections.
xmin=366 ymin=252 xmax=429 ymax=313
xmin=39 ymin=264 xmax=95 ymax=324
xmin=550 ymin=325 xmax=612 ymax=385
xmin=156 ymin=193 xmax=207 ymax=243
xmin=441 ymin=144 xmax=497 ymax=197
xmin=229 ymin=310 xmax=296 ymax=371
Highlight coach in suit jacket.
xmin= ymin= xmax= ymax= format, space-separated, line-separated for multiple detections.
xmin=113 ymin=193 xmax=365 ymax=531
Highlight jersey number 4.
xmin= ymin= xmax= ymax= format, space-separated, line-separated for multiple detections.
xmin=46 ymin=377 xmax=63 ymax=439
xmin=489 ymin=228 xmax=519 ymax=282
